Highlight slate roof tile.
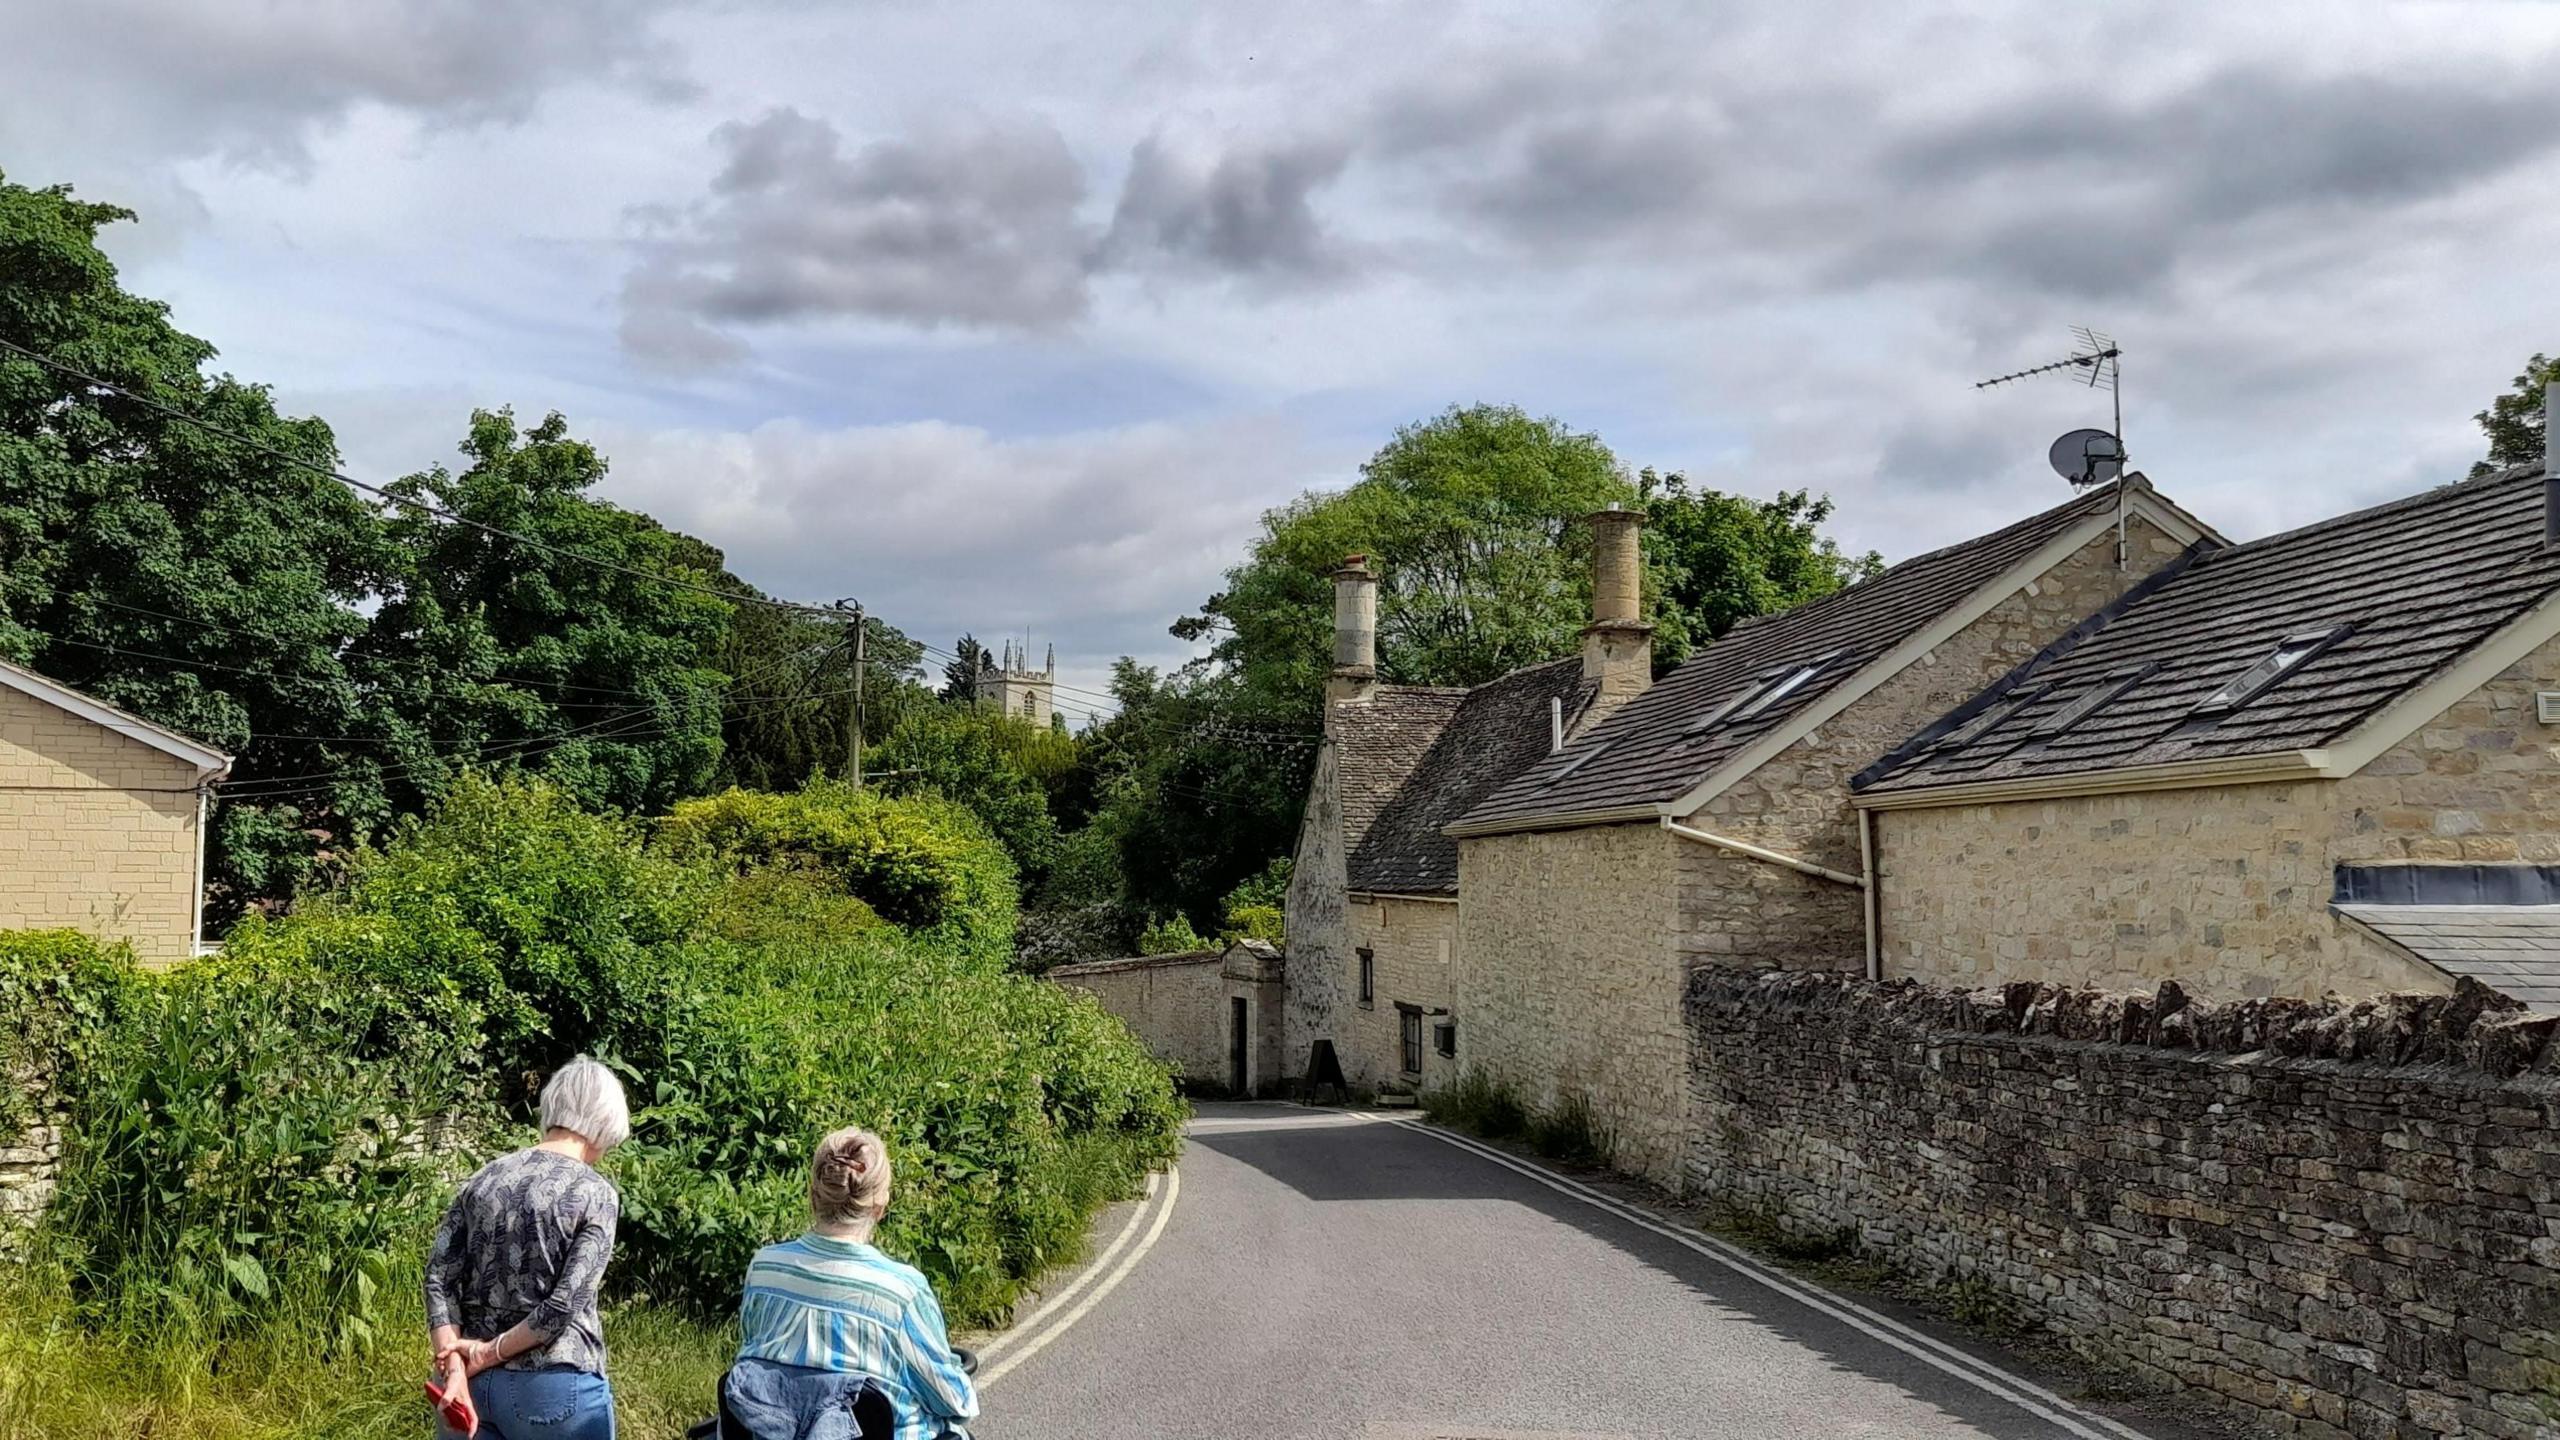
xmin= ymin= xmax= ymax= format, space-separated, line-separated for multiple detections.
xmin=2334 ymin=903 xmax=2560 ymax=1012
xmin=1343 ymin=660 xmax=1596 ymax=893
xmin=1859 ymin=465 xmax=2560 ymax=794
xmin=1451 ymin=479 xmax=2138 ymax=833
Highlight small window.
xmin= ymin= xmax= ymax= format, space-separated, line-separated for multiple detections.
xmin=2029 ymin=664 xmax=2157 ymax=741
xmin=1397 ymin=1005 xmax=1424 ymax=1074
xmin=1934 ymin=686 xmax=2043 ymax=753
xmin=1433 ymin=1016 xmax=1457 ymax=1059
xmin=1356 ymin=947 xmax=1375 ymax=1006
xmin=2196 ymin=629 xmax=2344 ymax=716
xmin=1688 ymin=655 xmax=1834 ymax=734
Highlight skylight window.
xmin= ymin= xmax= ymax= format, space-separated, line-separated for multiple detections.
xmin=2029 ymin=665 xmax=2157 ymax=741
xmin=2195 ymin=628 xmax=2345 ymax=716
xmin=1689 ymin=656 xmax=1834 ymax=734
xmin=1929 ymin=687 xmax=2042 ymax=754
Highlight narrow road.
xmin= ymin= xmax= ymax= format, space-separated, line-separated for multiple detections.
xmin=980 ymin=1103 xmax=2192 ymax=1440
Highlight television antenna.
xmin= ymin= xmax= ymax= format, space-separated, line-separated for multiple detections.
xmin=1977 ymin=328 xmax=2134 ymax=566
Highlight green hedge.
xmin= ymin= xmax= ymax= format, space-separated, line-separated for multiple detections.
xmin=4 ymin=770 xmax=1178 ymax=1350
xmin=659 ymin=778 xmax=1018 ymax=963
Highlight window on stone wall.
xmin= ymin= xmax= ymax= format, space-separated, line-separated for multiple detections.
xmin=1397 ymin=1004 xmax=1423 ymax=1074
xmin=1434 ymin=1015 xmax=1456 ymax=1059
xmin=1357 ymin=947 xmax=1375 ymax=1006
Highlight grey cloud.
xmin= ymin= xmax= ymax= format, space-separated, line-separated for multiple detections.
xmin=625 ymin=109 xmax=1093 ymax=342
xmin=623 ymin=111 xmax=1362 ymax=359
xmin=0 ymin=0 xmax=692 ymax=175
xmin=1099 ymin=133 xmax=1353 ymax=279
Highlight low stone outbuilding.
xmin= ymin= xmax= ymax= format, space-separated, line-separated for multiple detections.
xmin=1856 ymin=459 xmax=2560 ymax=1006
xmin=0 ymin=658 xmax=230 ymax=965
xmin=1443 ymin=477 xmax=2218 ymax=1183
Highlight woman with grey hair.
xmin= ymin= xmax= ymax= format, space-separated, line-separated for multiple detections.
xmin=425 ymin=1055 xmax=631 ymax=1439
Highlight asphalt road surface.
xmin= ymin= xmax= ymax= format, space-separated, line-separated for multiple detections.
xmin=978 ymin=1102 xmax=2195 ymax=1440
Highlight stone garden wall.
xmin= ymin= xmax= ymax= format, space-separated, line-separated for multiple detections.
xmin=1 ymin=1060 xmax=62 ymax=1246
xmin=1687 ymin=965 xmax=2560 ymax=1439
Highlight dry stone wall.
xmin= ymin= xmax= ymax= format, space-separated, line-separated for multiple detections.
xmin=1688 ymin=965 xmax=2560 ymax=1440
xmin=0 ymin=1061 xmax=61 ymax=1247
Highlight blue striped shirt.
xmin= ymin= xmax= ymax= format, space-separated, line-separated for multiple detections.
xmin=737 ymin=1233 xmax=978 ymax=1439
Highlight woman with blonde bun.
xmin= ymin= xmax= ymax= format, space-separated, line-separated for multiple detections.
xmin=722 ymin=1127 xmax=977 ymax=1439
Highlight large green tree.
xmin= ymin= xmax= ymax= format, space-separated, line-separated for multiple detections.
xmin=2473 ymin=354 xmax=2554 ymax=478
xmin=0 ymin=173 xmax=396 ymax=915
xmin=1639 ymin=470 xmax=1880 ymax=663
xmin=1177 ymin=404 xmax=1634 ymax=708
xmin=342 ymin=409 xmax=732 ymax=823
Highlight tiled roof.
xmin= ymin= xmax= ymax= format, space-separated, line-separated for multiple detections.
xmin=1334 ymin=685 xmax=1468 ymax=885
xmin=1858 ymin=465 xmax=2560 ymax=794
xmin=2334 ymin=905 xmax=2560 ymax=1011
xmin=1450 ymin=480 xmax=2137 ymax=834
xmin=1347 ymin=660 xmax=1596 ymax=893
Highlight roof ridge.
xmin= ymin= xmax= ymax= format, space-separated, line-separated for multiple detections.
xmin=2195 ymin=462 xmax=2539 ymax=562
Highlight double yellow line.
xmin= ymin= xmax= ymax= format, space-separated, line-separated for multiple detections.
xmin=972 ymin=1165 xmax=1182 ymax=1389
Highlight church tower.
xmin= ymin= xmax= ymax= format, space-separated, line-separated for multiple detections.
xmin=975 ymin=639 xmax=1056 ymax=727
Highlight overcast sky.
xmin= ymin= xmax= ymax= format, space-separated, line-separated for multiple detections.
xmin=8 ymin=2 xmax=2558 ymax=719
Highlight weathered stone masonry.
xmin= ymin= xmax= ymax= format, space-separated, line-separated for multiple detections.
xmin=1688 ymin=966 xmax=2560 ymax=1439
xmin=0 ymin=1060 xmax=61 ymax=1248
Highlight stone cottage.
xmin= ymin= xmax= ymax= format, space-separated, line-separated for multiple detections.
xmin=1442 ymin=477 xmax=2219 ymax=1183
xmin=0 ymin=657 xmax=231 ymax=965
xmin=1280 ymin=510 xmax=1647 ymax=1094
xmin=1854 ymin=457 xmax=2560 ymax=1006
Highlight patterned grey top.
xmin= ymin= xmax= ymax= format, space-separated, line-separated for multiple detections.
xmin=423 ymin=1147 xmax=620 ymax=1374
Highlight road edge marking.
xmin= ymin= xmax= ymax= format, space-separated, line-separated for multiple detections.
xmin=974 ymin=1170 xmax=1159 ymax=1364
xmin=977 ymin=1163 xmax=1180 ymax=1390
xmin=1386 ymin=1116 xmax=2154 ymax=1440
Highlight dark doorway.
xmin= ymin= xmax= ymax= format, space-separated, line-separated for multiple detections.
xmin=1230 ymin=996 xmax=1249 ymax=1094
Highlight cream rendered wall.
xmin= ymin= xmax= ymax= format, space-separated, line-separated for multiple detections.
xmin=1455 ymin=823 xmax=1685 ymax=1185
xmin=1875 ymin=627 xmax=2560 ymax=999
xmin=0 ymin=687 xmax=206 ymax=967
xmin=1340 ymin=895 xmax=1459 ymax=1092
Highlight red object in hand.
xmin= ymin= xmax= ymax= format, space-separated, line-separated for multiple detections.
xmin=425 ymin=1372 xmax=478 ymax=1437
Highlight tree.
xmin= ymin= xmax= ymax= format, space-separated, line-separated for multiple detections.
xmin=1639 ymin=470 xmax=1880 ymax=665
xmin=869 ymin=705 xmax=1063 ymax=881
xmin=0 ymin=172 xmax=396 ymax=916
xmin=940 ymin=634 xmax=993 ymax=702
xmin=2473 ymin=354 xmax=2555 ymax=478
xmin=699 ymin=576 xmax=928 ymax=793
xmin=1178 ymin=404 xmax=1634 ymax=708
xmin=347 ymin=409 xmax=732 ymax=823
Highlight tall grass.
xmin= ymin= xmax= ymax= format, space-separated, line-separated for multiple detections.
xmin=1423 ymin=1070 xmax=1616 ymax=1167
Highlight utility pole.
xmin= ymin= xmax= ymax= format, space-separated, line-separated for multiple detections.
xmin=835 ymin=599 xmax=868 ymax=787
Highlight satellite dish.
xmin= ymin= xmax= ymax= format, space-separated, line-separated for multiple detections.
xmin=2049 ymin=428 xmax=2125 ymax=487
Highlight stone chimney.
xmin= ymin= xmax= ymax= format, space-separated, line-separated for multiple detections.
xmin=1327 ymin=554 xmax=1379 ymax=712
xmin=1580 ymin=505 xmax=1653 ymax=717
xmin=2544 ymin=379 xmax=2558 ymax=547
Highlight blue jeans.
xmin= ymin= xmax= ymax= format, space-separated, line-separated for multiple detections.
xmin=435 ymin=1366 xmax=616 ymax=1440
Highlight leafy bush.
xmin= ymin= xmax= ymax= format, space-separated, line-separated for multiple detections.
xmin=659 ymin=778 xmax=1018 ymax=963
xmin=308 ymin=773 xmax=710 ymax=1083
xmin=0 ymin=931 xmax=139 ymax=1130
xmin=869 ymin=707 xmax=1061 ymax=880
xmin=39 ymin=953 xmax=492 ymax=1350
xmin=1137 ymin=913 xmax=1208 ymax=955
xmin=609 ymin=934 xmax=1182 ymax=1324
xmin=1422 ymin=1068 xmax=1531 ymax=1140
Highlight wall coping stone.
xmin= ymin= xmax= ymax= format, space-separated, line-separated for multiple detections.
xmin=1687 ymin=964 xmax=2559 ymax=1079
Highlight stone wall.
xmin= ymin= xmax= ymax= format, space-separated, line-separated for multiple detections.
xmin=1872 ymin=628 xmax=2560 ymax=1000
xmin=1455 ymin=822 xmax=1686 ymax=1184
xmin=1342 ymin=895 xmax=1459 ymax=1092
xmin=1282 ymin=741 xmax=1351 ymax=1084
xmin=1050 ymin=950 xmax=1229 ymax=1089
xmin=0 ymin=685 xmax=208 ymax=967
xmin=0 ymin=1062 xmax=61 ymax=1247
xmin=1688 ymin=966 xmax=2560 ymax=1440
